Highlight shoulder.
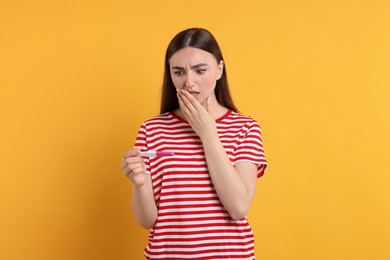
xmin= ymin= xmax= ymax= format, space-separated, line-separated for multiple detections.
xmin=222 ymin=110 xmax=260 ymax=127
xmin=142 ymin=112 xmax=176 ymax=125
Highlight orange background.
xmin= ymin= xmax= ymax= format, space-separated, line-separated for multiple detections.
xmin=1 ymin=0 xmax=389 ymax=259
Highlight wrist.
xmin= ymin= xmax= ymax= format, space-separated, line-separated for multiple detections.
xmin=129 ymin=178 xmax=148 ymax=189
xmin=200 ymin=130 xmax=219 ymax=144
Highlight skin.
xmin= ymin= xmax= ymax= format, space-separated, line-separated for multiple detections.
xmin=121 ymin=47 xmax=258 ymax=228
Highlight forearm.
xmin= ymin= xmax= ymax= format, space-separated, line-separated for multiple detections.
xmin=131 ymin=180 xmax=158 ymax=229
xmin=201 ymin=133 xmax=253 ymax=220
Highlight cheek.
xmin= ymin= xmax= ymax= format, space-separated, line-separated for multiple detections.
xmin=171 ymin=77 xmax=182 ymax=89
xmin=202 ymin=74 xmax=218 ymax=89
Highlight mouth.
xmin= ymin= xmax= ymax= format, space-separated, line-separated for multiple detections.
xmin=188 ymin=90 xmax=200 ymax=97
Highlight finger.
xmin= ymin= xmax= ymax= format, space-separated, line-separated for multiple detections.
xmin=122 ymin=156 xmax=144 ymax=174
xmin=177 ymin=92 xmax=192 ymax=117
xmin=126 ymin=162 xmax=144 ymax=174
xmin=128 ymin=162 xmax=144 ymax=170
xmin=130 ymin=166 xmax=145 ymax=175
xmin=205 ymin=95 xmax=214 ymax=116
xmin=125 ymin=156 xmax=143 ymax=164
xmin=124 ymin=149 xmax=140 ymax=158
xmin=177 ymin=91 xmax=193 ymax=111
xmin=121 ymin=160 xmax=127 ymax=170
xmin=122 ymin=165 xmax=131 ymax=176
xmin=180 ymin=89 xmax=203 ymax=112
xmin=202 ymin=95 xmax=210 ymax=112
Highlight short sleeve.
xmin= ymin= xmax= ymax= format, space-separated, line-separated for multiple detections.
xmin=133 ymin=123 xmax=151 ymax=174
xmin=234 ymin=119 xmax=268 ymax=178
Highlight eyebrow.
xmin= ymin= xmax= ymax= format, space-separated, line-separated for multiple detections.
xmin=171 ymin=63 xmax=209 ymax=70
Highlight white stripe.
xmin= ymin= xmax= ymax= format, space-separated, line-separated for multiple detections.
xmin=155 ymin=226 xmax=252 ymax=233
xmin=162 ymin=174 xmax=210 ymax=179
xmin=149 ymin=253 xmax=254 ymax=259
xmin=157 ymin=194 xmax=219 ymax=201
xmin=155 ymin=219 xmax=244 ymax=226
xmin=158 ymin=206 xmax=223 ymax=214
xmin=151 ymin=237 xmax=254 ymax=246
xmin=150 ymin=231 xmax=254 ymax=240
xmin=157 ymin=212 xmax=229 ymax=220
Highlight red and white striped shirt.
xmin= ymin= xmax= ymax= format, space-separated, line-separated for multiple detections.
xmin=134 ymin=109 xmax=267 ymax=260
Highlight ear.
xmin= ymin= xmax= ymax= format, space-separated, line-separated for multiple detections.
xmin=217 ymin=60 xmax=224 ymax=80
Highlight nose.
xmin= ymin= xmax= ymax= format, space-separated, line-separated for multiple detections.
xmin=184 ymin=73 xmax=194 ymax=88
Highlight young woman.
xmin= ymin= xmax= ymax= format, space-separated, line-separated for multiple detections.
xmin=121 ymin=28 xmax=267 ymax=259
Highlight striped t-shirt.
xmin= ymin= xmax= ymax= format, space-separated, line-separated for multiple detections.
xmin=134 ymin=109 xmax=267 ymax=260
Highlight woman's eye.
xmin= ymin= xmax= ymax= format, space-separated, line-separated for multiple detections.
xmin=196 ymin=69 xmax=206 ymax=74
xmin=174 ymin=71 xmax=183 ymax=76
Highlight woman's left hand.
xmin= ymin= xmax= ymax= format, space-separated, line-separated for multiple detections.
xmin=177 ymin=89 xmax=217 ymax=140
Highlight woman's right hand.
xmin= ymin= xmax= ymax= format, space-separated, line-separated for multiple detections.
xmin=121 ymin=149 xmax=148 ymax=187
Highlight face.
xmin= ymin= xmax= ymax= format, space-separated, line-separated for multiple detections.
xmin=169 ymin=47 xmax=224 ymax=105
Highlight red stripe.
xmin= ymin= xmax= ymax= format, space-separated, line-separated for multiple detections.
xmin=154 ymin=222 xmax=248 ymax=229
xmin=150 ymin=240 xmax=254 ymax=249
xmin=150 ymin=234 xmax=254 ymax=243
xmin=153 ymin=229 xmax=252 ymax=236
xmin=158 ymin=203 xmax=223 ymax=210
xmin=148 ymin=248 xmax=254 ymax=256
xmin=156 ymin=216 xmax=233 ymax=223
xmin=159 ymin=196 xmax=218 ymax=203
xmin=157 ymin=210 xmax=226 ymax=217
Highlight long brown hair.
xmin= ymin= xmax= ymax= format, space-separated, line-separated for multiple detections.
xmin=160 ymin=28 xmax=238 ymax=114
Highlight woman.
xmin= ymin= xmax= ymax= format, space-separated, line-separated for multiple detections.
xmin=121 ymin=28 xmax=267 ymax=259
